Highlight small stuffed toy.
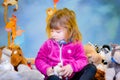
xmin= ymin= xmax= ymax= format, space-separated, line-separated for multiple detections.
xmin=84 ymin=43 xmax=103 ymax=66
xmin=10 ymin=45 xmax=27 ymax=71
xmin=105 ymin=44 xmax=120 ymax=80
xmin=0 ymin=46 xmax=14 ymax=71
xmin=2 ymin=0 xmax=18 ymax=11
xmin=84 ymin=42 xmax=105 ymax=80
xmin=17 ymin=64 xmax=45 ymax=80
xmin=98 ymin=44 xmax=111 ymax=65
xmin=53 ymin=63 xmax=63 ymax=79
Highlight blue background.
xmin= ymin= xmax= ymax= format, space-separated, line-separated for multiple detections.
xmin=0 ymin=0 xmax=120 ymax=57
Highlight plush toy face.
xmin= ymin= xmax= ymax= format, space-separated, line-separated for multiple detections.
xmin=112 ymin=45 xmax=120 ymax=64
xmin=10 ymin=46 xmax=27 ymax=67
xmin=84 ymin=44 xmax=102 ymax=65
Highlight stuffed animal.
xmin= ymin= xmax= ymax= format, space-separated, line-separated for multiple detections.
xmin=84 ymin=43 xmax=105 ymax=80
xmin=84 ymin=43 xmax=102 ymax=66
xmin=105 ymin=44 xmax=120 ymax=80
xmin=2 ymin=0 xmax=18 ymax=11
xmin=17 ymin=64 xmax=45 ymax=80
xmin=10 ymin=45 xmax=27 ymax=71
xmin=0 ymin=46 xmax=14 ymax=71
xmin=98 ymin=44 xmax=111 ymax=65
xmin=53 ymin=63 xmax=63 ymax=79
xmin=1 ymin=47 xmax=12 ymax=61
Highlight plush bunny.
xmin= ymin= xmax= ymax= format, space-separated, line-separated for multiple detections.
xmin=105 ymin=44 xmax=120 ymax=80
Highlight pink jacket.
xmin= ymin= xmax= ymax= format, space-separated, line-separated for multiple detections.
xmin=35 ymin=39 xmax=88 ymax=77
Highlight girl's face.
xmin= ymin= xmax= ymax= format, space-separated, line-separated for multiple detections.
xmin=50 ymin=27 xmax=68 ymax=42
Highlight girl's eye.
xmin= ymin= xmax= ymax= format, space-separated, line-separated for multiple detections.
xmin=56 ymin=31 xmax=61 ymax=33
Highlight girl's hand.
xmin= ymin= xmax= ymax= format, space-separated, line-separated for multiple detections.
xmin=61 ymin=64 xmax=73 ymax=77
xmin=47 ymin=67 xmax=54 ymax=76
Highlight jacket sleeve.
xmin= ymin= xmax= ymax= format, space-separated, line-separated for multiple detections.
xmin=70 ymin=42 xmax=88 ymax=72
xmin=35 ymin=40 xmax=51 ymax=75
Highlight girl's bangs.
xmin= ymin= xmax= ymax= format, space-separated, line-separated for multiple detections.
xmin=50 ymin=17 xmax=68 ymax=30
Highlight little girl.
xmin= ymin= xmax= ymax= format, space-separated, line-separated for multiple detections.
xmin=35 ymin=8 xmax=97 ymax=80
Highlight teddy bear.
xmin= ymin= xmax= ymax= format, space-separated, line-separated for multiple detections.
xmin=84 ymin=42 xmax=103 ymax=67
xmin=105 ymin=44 xmax=120 ymax=80
xmin=84 ymin=42 xmax=105 ymax=80
xmin=2 ymin=0 xmax=18 ymax=11
xmin=10 ymin=45 xmax=27 ymax=71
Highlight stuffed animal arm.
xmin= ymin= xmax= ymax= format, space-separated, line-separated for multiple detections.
xmin=53 ymin=63 xmax=62 ymax=79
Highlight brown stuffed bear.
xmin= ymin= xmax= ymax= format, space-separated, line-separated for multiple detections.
xmin=84 ymin=43 xmax=102 ymax=66
xmin=10 ymin=45 xmax=27 ymax=71
xmin=84 ymin=43 xmax=105 ymax=80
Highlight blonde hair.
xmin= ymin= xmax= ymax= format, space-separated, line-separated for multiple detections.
xmin=46 ymin=8 xmax=82 ymax=42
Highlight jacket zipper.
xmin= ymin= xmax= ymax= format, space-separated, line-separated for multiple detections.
xmin=59 ymin=44 xmax=63 ymax=66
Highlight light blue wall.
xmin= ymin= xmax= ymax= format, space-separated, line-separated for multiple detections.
xmin=0 ymin=0 xmax=120 ymax=57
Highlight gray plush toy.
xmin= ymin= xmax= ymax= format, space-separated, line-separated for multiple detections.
xmin=105 ymin=44 xmax=120 ymax=80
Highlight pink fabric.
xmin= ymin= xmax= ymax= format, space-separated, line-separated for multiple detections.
xmin=35 ymin=39 xmax=88 ymax=76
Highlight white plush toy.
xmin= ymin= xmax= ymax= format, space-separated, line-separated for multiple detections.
xmin=0 ymin=47 xmax=14 ymax=71
xmin=0 ymin=60 xmax=14 ymax=71
xmin=105 ymin=44 xmax=120 ymax=80
xmin=53 ymin=63 xmax=63 ymax=79
xmin=99 ymin=44 xmax=111 ymax=64
xmin=17 ymin=64 xmax=45 ymax=80
xmin=1 ymin=47 xmax=12 ymax=61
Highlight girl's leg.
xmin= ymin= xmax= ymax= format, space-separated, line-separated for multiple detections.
xmin=47 ymin=75 xmax=62 ymax=80
xmin=70 ymin=64 xmax=97 ymax=80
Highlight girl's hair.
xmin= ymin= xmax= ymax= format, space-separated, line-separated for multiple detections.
xmin=46 ymin=8 xmax=82 ymax=42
